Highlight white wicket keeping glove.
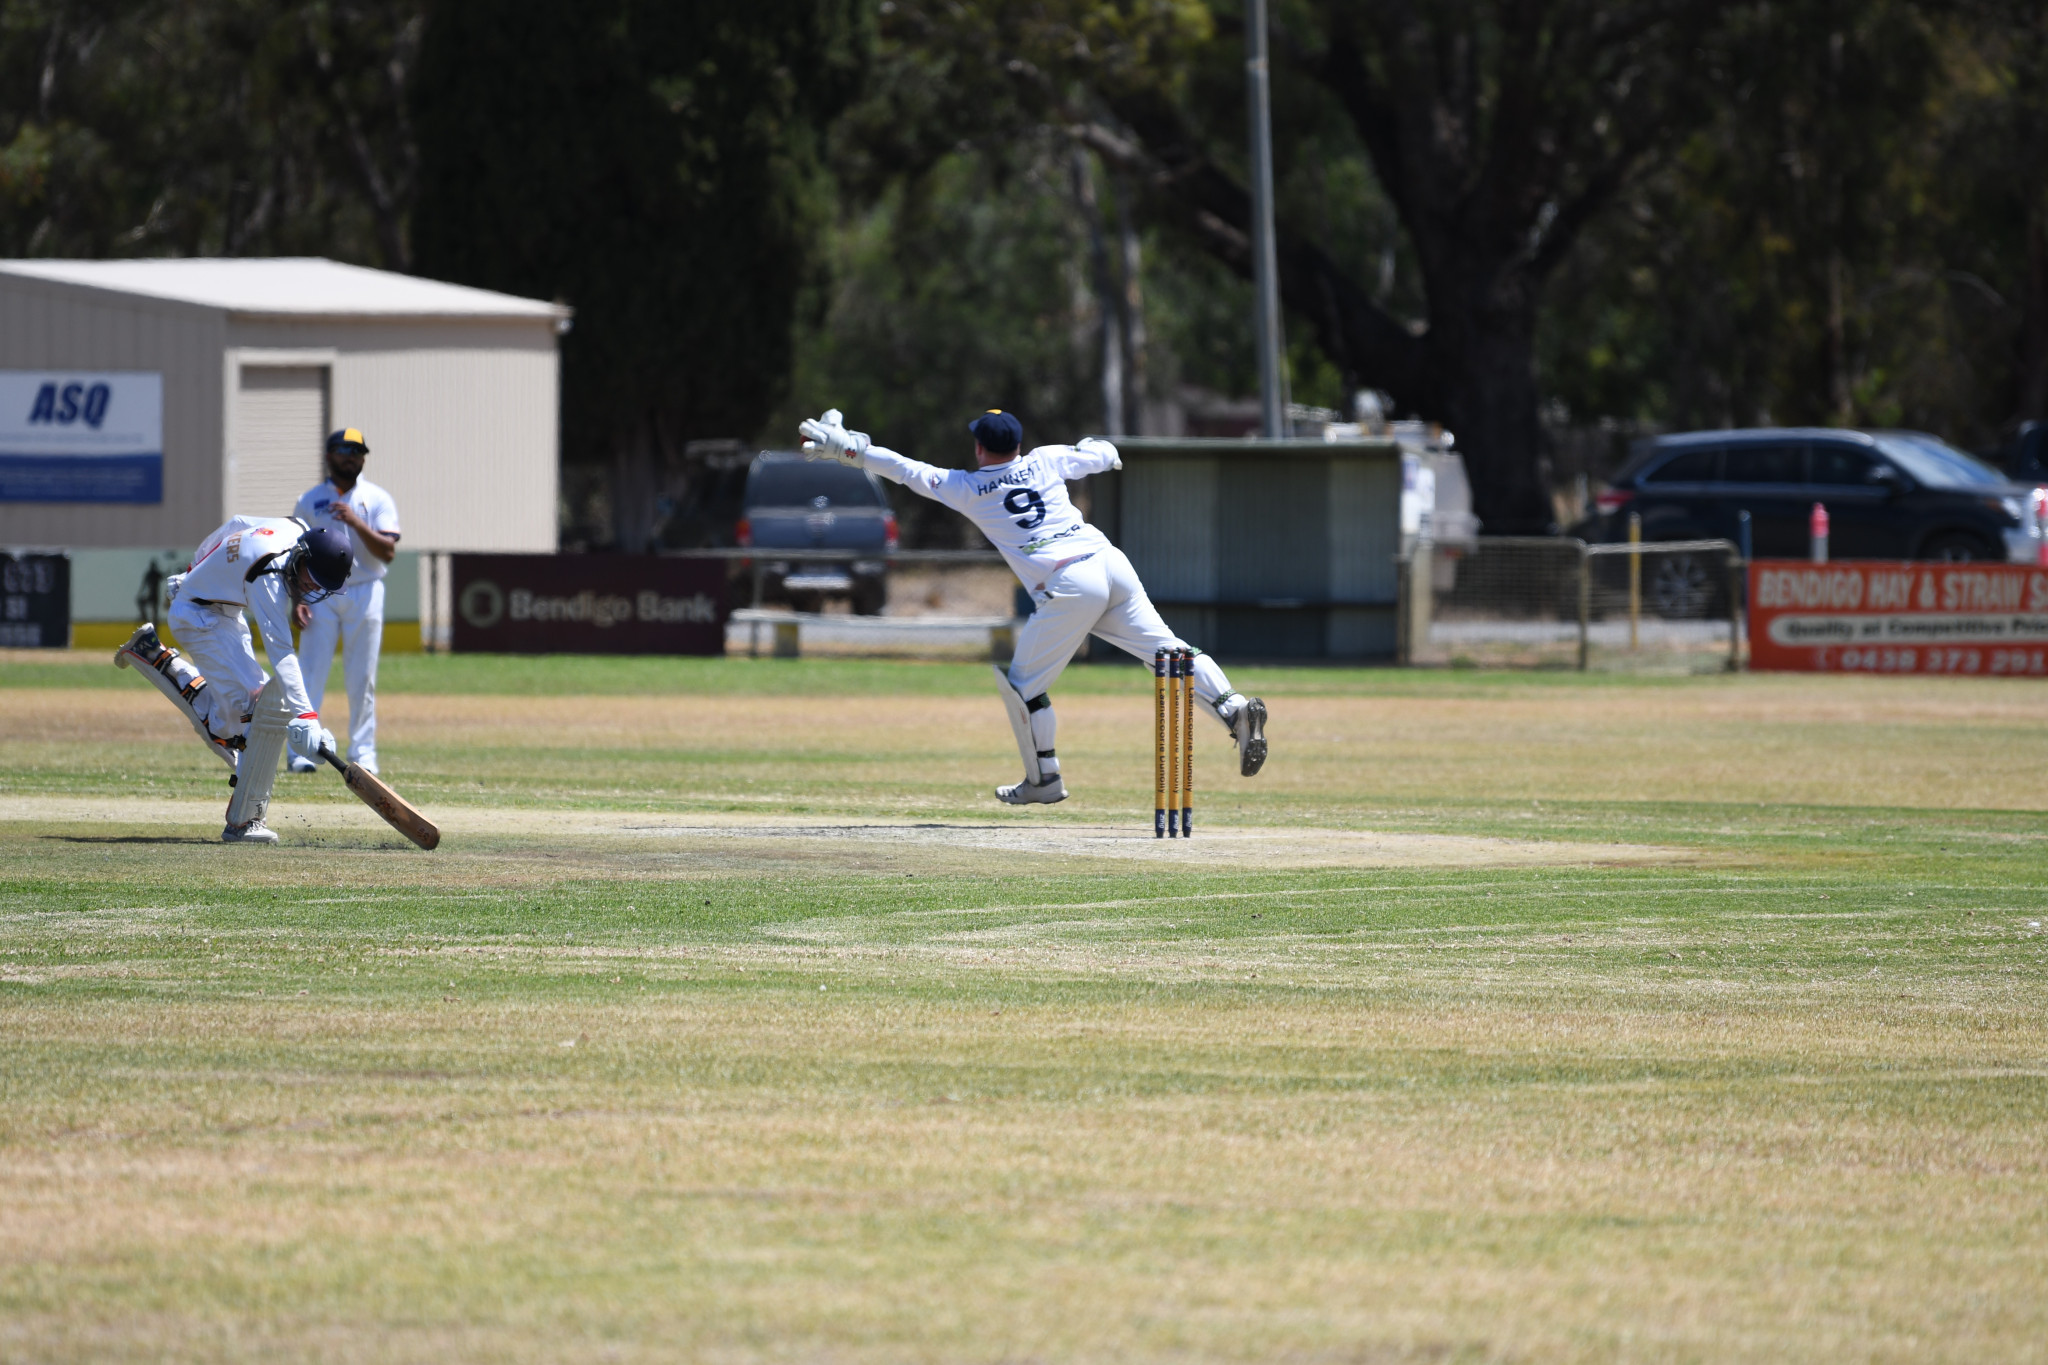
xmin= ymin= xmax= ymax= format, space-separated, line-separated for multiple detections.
xmin=1077 ymin=436 xmax=1122 ymax=470
xmin=798 ymin=409 xmax=870 ymax=465
xmin=286 ymin=716 xmax=335 ymax=762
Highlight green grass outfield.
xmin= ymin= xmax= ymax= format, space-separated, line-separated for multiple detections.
xmin=1 ymin=654 xmax=2045 ymax=1362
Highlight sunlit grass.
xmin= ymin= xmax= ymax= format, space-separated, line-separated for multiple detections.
xmin=1 ymin=658 xmax=2045 ymax=1361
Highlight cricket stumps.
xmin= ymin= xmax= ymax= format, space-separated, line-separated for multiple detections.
xmin=1153 ymin=646 xmax=1193 ymax=838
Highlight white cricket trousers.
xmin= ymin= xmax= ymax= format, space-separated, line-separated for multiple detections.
xmin=165 ymin=598 xmax=268 ymax=745
xmin=1007 ymin=546 xmax=1235 ymax=722
xmin=299 ymin=578 xmax=384 ymax=762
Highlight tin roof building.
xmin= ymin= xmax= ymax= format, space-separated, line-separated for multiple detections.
xmin=0 ymin=257 xmax=568 ymax=552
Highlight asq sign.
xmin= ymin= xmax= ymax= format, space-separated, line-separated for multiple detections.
xmin=0 ymin=371 xmax=163 ymax=503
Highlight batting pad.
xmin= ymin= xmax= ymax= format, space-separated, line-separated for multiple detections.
xmin=126 ymin=643 xmax=237 ymax=769
xmin=225 ymin=675 xmax=291 ymax=828
xmin=992 ymin=664 xmax=1047 ymax=784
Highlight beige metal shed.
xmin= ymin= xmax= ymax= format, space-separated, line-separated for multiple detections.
xmin=0 ymin=258 xmax=567 ymax=552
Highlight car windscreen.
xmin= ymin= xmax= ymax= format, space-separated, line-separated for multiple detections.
xmin=746 ymin=459 xmax=884 ymax=508
xmin=1872 ymin=433 xmax=2006 ymax=490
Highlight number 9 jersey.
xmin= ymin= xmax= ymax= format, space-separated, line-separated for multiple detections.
xmin=857 ymin=441 xmax=1119 ymax=587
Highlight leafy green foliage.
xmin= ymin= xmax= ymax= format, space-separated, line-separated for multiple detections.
xmin=411 ymin=0 xmax=869 ymax=538
xmin=771 ymin=146 xmax=1100 ymax=539
xmin=1542 ymin=0 xmax=2048 ymax=459
xmin=0 ymin=1 xmax=419 ymax=263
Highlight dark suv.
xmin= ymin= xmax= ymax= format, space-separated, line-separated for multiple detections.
xmin=737 ymin=452 xmax=898 ymax=615
xmin=1587 ymin=427 xmax=2035 ymax=614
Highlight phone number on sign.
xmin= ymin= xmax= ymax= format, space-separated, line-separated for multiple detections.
xmin=1833 ymin=646 xmax=2048 ymax=674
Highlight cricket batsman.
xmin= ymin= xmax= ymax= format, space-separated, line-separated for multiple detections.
xmin=289 ymin=427 xmax=401 ymax=775
xmin=114 ymin=515 xmax=351 ymax=843
xmin=798 ymin=407 xmax=1268 ymax=804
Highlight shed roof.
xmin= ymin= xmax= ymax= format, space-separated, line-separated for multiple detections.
xmin=0 ymin=257 xmax=569 ymax=322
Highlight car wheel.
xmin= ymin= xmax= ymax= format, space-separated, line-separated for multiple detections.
xmin=1649 ymin=552 xmax=1716 ymax=619
xmin=850 ymin=578 xmax=887 ymax=616
xmin=1920 ymin=532 xmax=1996 ymax=563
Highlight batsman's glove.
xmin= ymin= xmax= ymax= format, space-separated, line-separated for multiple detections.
xmin=286 ymin=715 xmax=335 ymax=762
xmin=798 ymin=409 xmax=870 ymax=465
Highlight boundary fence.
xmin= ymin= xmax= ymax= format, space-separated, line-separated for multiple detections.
xmin=1401 ymin=536 xmax=1743 ymax=672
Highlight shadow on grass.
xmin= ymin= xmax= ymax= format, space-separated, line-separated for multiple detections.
xmin=41 ymin=834 xmax=216 ymax=845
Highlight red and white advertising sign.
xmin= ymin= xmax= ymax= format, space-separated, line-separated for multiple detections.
xmin=1749 ymin=560 xmax=2048 ymax=674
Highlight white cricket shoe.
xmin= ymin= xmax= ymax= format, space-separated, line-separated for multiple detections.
xmin=1231 ymin=696 xmax=1268 ymax=776
xmin=352 ymin=751 xmax=378 ymax=775
xmin=222 ymin=818 xmax=279 ymax=844
xmin=114 ymin=622 xmax=168 ymax=669
xmin=287 ymin=755 xmax=318 ymax=774
xmin=995 ymin=774 xmax=1067 ymax=805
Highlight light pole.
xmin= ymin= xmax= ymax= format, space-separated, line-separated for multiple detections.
xmin=1246 ymin=0 xmax=1285 ymax=438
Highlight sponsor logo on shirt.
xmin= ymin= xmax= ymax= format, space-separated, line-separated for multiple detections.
xmin=1023 ymin=524 xmax=1087 ymax=554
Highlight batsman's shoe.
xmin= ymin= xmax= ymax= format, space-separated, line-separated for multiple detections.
xmin=113 ymin=622 xmax=169 ymax=669
xmin=1232 ymin=697 xmax=1268 ymax=776
xmin=221 ymin=818 xmax=279 ymax=845
xmin=995 ymin=774 xmax=1067 ymax=805
xmin=352 ymin=750 xmax=379 ymax=776
xmin=287 ymin=755 xmax=318 ymax=774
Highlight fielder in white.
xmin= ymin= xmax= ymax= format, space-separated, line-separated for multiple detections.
xmin=798 ymin=407 xmax=1268 ymax=804
xmin=289 ymin=426 xmax=401 ymax=775
xmin=115 ymin=517 xmax=348 ymax=842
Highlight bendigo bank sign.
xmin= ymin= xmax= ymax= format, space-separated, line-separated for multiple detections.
xmin=1749 ymin=560 xmax=2048 ymax=674
xmin=452 ymin=555 xmax=728 ymax=654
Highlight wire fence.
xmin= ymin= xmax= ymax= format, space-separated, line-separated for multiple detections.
xmin=1401 ymin=536 xmax=1742 ymax=672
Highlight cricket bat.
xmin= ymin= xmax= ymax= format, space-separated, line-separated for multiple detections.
xmin=319 ymin=747 xmax=440 ymax=850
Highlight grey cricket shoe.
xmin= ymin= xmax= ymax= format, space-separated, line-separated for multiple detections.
xmin=995 ymin=774 xmax=1068 ymax=805
xmin=1232 ymin=697 xmax=1268 ymax=776
xmin=221 ymin=819 xmax=279 ymax=844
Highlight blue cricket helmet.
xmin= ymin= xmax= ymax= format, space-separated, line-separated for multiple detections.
xmin=299 ymin=526 xmax=352 ymax=592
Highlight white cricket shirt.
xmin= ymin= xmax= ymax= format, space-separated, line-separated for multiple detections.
xmin=859 ymin=443 xmax=1116 ymax=587
xmin=177 ymin=514 xmax=316 ymax=716
xmin=294 ymin=476 xmax=402 ymax=585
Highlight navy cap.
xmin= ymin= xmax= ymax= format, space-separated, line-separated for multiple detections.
xmin=968 ymin=409 xmax=1022 ymax=454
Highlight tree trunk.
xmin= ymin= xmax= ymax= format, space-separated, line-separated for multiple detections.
xmin=610 ymin=414 xmax=663 ymax=552
xmin=1425 ymin=270 xmax=1552 ymax=535
xmin=2022 ymin=196 xmax=2048 ymax=421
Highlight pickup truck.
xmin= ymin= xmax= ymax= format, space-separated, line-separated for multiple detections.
xmin=736 ymin=451 xmax=898 ymax=615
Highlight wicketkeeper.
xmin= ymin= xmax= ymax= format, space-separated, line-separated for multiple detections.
xmin=115 ymin=515 xmax=350 ymax=843
xmin=798 ymin=407 xmax=1268 ymax=804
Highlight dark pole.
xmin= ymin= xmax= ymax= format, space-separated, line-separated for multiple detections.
xmin=1246 ymin=0 xmax=1284 ymax=438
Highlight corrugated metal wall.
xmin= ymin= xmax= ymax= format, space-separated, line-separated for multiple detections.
xmin=0 ymin=275 xmax=227 ymax=547
xmin=228 ymin=366 xmax=327 ymax=517
xmin=230 ymin=319 xmax=559 ymax=552
xmin=1115 ymin=440 xmax=1401 ymax=658
xmin=1326 ymin=454 xmax=1400 ymax=656
xmin=1122 ymin=456 xmax=1218 ymax=600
